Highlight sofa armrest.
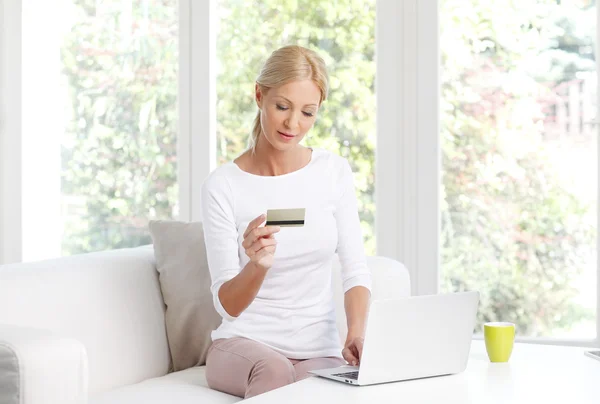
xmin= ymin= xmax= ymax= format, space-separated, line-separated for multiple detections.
xmin=0 ymin=325 xmax=88 ymax=404
xmin=368 ymin=256 xmax=411 ymax=299
xmin=333 ymin=255 xmax=411 ymax=343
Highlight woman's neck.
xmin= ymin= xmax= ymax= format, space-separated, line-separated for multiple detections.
xmin=249 ymin=138 xmax=310 ymax=176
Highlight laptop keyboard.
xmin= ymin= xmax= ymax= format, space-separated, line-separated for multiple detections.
xmin=332 ymin=371 xmax=359 ymax=380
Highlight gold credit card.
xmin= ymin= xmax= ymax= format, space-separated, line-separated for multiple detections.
xmin=266 ymin=208 xmax=305 ymax=227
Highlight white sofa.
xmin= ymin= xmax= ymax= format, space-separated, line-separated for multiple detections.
xmin=0 ymin=245 xmax=410 ymax=404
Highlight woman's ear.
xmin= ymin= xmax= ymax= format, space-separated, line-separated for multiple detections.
xmin=255 ymin=83 xmax=263 ymax=109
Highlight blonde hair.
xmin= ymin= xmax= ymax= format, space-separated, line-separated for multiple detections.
xmin=250 ymin=45 xmax=329 ymax=150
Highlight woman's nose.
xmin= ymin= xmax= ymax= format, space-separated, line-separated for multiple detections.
xmin=285 ymin=112 xmax=300 ymax=130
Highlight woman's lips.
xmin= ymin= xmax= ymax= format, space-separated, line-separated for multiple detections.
xmin=278 ymin=131 xmax=295 ymax=140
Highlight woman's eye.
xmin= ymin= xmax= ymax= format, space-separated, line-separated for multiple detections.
xmin=275 ymin=104 xmax=314 ymax=117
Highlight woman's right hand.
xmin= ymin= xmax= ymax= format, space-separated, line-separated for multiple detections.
xmin=242 ymin=214 xmax=281 ymax=271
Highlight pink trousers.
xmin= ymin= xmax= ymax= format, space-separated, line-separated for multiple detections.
xmin=205 ymin=337 xmax=346 ymax=399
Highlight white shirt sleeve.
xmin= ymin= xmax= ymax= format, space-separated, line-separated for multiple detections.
xmin=334 ymin=159 xmax=373 ymax=294
xmin=200 ymin=173 xmax=239 ymax=321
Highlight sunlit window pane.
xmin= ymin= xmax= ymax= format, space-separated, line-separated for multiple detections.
xmin=440 ymin=0 xmax=597 ymax=338
xmin=21 ymin=0 xmax=178 ymax=260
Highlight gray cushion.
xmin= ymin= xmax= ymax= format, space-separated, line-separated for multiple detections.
xmin=148 ymin=220 xmax=222 ymax=371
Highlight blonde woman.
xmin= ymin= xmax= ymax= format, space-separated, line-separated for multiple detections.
xmin=201 ymin=45 xmax=371 ymax=399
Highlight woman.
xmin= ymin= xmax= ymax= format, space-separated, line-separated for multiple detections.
xmin=201 ymin=45 xmax=371 ymax=399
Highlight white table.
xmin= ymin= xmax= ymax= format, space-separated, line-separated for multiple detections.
xmin=245 ymin=341 xmax=600 ymax=403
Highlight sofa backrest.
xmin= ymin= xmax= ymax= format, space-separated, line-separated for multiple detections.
xmin=0 ymin=245 xmax=411 ymax=394
xmin=0 ymin=246 xmax=170 ymax=394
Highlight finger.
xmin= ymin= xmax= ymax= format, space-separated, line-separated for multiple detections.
xmin=245 ymin=247 xmax=256 ymax=258
xmin=351 ymin=345 xmax=360 ymax=364
xmin=255 ymin=245 xmax=276 ymax=256
xmin=253 ymin=246 xmax=275 ymax=262
xmin=251 ymin=244 xmax=276 ymax=259
xmin=243 ymin=226 xmax=281 ymax=247
xmin=243 ymin=214 xmax=266 ymax=239
xmin=342 ymin=347 xmax=358 ymax=366
xmin=342 ymin=347 xmax=351 ymax=362
xmin=243 ymin=214 xmax=265 ymax=239
xmin=248 ymin=237 xmax=277 ymax=254
xmin=356 ymin=339 xmax=364 ymax=362
xmin=243 ymin=226 xmax=276 ymax=248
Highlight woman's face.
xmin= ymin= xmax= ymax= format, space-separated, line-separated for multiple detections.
xmin=256 ymin=79 xmax=321 ymax=151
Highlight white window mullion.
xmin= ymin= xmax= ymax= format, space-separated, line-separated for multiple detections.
xmin=0 ymin=0 xmax=23 ymax=265
xmin=375 ymin=1 xmax=403 ymax=264
xmin=377 ymin=0 xmax=419 ymax=292
xmin=416 ymin=0 xmax=440 ymax=296
xmin=179 ymin=0 xmax=216 ymax=222
xmin=377 ymin=0 xmax=438 ymax=296
xmin=400 ymin=0 xmax=419 ymax=294
xmin=191 ymin=0 xmax=216 ymax=221
xmin=178 ymin=0 xmax=192 ymax=222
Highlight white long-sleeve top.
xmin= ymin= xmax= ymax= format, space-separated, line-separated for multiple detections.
xmin=200 ymin=148 xmax=372 ymax=359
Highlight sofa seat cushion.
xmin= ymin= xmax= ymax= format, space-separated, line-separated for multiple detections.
xmin=90 ymin=366 xmax=241 ymax=404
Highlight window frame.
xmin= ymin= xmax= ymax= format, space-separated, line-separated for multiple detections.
xmin=179 ymin=0 xmax=217 ymax=222
xmin=0 ymin=0 xmax=23 ymax=265
xmin=1 ymin=0 xmax=598 ymax=347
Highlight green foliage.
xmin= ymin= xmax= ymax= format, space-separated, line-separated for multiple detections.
xmin=61 ymin=0 xmax=178 ymax=254
xmin=61 ymin=0 xmax=595 ymax=337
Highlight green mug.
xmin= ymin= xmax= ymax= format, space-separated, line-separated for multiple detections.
xmin=484 ymin=322 xmax=515 ymax=363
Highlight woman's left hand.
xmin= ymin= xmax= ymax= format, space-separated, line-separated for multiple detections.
xmin=342 ymin=334 xmax=364 ymax=366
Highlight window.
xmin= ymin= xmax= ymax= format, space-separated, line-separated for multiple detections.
xmin=20 ymin=0 xmax=178 ymax=260
xmin=440 ymin=0 xmax=597 ymax=339
xmin=214 ymin=0 xmax=377 ymax=254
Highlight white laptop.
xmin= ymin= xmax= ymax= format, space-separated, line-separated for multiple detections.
xmin=309 ymin=291 xmax=480 ymax=386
